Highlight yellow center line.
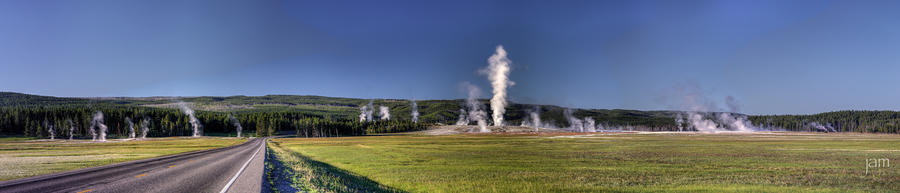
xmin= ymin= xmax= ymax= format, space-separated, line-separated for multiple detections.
xmin=135 ymin=173 xmax=147 ymax=178
xmin=189 ymin=160 xmax=194 ymax=163
xmin=77 ymin=189 xmax=94 ymax=193
xmin=168 ymin=165 xmax=177 ymax=168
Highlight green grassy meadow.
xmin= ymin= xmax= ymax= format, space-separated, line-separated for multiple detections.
xmin=268 ymin=132 xmax=900 ymax=192
xmin=0 ymin=137 xmax=246 ymax=181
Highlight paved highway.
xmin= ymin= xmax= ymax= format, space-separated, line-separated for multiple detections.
xmin=0 ymin=137 xmax=266 ymax=193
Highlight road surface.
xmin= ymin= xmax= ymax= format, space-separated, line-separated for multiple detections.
xmin=0 ymin=137 xmax=267 ymax=193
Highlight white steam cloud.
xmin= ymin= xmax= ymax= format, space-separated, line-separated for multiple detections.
xmin=359 ymin=104 xmax=369 ymax=122
xmin=90 ymin=111 xmax=107 ymax=141
xmin=44 ymin=120 xmax=55 ymax=140
xmin=126 ymin=117 xmax=135 ymax=139
xmin=674 ymin=113 xmax=684 ymax=132
xmin=229 ymin=114 xmax=243 ymax=137
xmin=359 ymin=100 xmax=375 ymax=122
xmin=177 ymin=102 xmax=202 ymax=137
xmin=410 ymin=100 xmax=419 ymax=123
xmin=455 ymin=108 xmax=469 ymax=126
xmin=808 ymin=122 xmax=837 ymax=132
xmin=67 ymin=119 xmax=75 ymax=140
xmin=379 ymin=106 xmax=391 ymax=120
xmin=520 ymin=106 xmax=544 ymax=132
xmin=671 ymin=84 xmax=756 ymax=132
xmin=564 ymin=109 xmax=584 ymax=132
xmin=462 ymin=82 xmax=488 ymax=132
xmin=583 ymin=117 xmax=596 ymax=132
xmin=479 ymin=45 xmax=514 ymax=126
xmin=141 ymin=117 xmax=150 ymax=138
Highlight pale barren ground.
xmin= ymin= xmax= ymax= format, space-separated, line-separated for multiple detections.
xmin=418 ymin=125 xmax=566 ymax=135
xmin=0 ymin=137 xmax=246 ymax=181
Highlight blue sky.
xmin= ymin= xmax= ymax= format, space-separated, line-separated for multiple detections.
xmin=1 ymin=0 xmax=899 ymax=115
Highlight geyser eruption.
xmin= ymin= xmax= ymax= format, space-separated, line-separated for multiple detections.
xmin=469 ymin=109 xmax=488 ymax=132
xmin=455 ymin=108 xmax=469 ymax=126
xmin=671 ymin=85 xmax=757 ymax=132
xmin=125 ymin=117 xmax=135 ymax=139
xmin=359 ymin=100 xmax=375 ymax=122
xmin=675 ymin=113 xmax=684 ymax=132
xmin=229 ymin=114 xmax=243 ymax=137
xmin=583 ymin=117 xmax=596 ymax=132
xmin=359 ymin=104 xmax=369 ymax=122
xmin=67 ymin=119 xmax=75 ymax=140
xmin=683 ymin=112 xmax=719 ymax=132
xmin=564 ymin=109 xmax=583 ymax=132
xmin=716 ymin=112 xmax=754 ymax=132
xmin=379 ymin=106 xmax=391 ymax=120
xmin=140 ymin=117 xmax=150 ymax=138
xmin=462 ymin=82 xmax=488 ymax=132
xmin=479 ymin=45 xmax=514 ymax=126
xmin=89 ymin=121 xmax=97 ymax=140
xmin=808 ymin=122 xmax=837 ymax=132
xmin=177 ymin=102 xmax=202 ymax=137
xmin=44 ymin=120 xmax=55 ymax=140
xmin=520 ymin=106 xmax=542 ymax=132
xmin=410 ymin=100 xmax=419 ymax=123
xmin=90 ymin=111 xmax=107 ymax=141
xmin=366 ymin=101 xmax=374 ymax=121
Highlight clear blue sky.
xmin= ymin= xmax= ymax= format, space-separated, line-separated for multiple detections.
xmin=1 ymin=0 xmax=899 ymax=115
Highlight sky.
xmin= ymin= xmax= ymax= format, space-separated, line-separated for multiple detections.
xmin=1 ymin=0 xmax=899 ymax=115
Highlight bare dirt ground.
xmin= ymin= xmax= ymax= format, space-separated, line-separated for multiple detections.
xmin=416 ymin=126 xmax=900 ymax=141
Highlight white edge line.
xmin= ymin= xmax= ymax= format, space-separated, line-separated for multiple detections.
xmin=219 ymin=139 xmax=265 ymax=193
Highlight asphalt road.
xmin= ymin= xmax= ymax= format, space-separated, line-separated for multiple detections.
xmin=0 ymin=137 xmax=267 ymax=193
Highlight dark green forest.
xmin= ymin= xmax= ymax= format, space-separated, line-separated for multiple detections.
xmin=750 ymin=111 xmax=900 ymax=133
xmin=1 ymin=92 xmax=898 ymax=138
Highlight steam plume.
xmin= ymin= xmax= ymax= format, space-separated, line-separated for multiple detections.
xmin=725 ymin=96 xmax=741 ymax=113
xmin=44 ymin=120 xmax=55 ymax=140
xmin=455 ymin=108 xmax=468 ymax=126
xmin=479 ymin=45 xmax=514 ymax=126
xmin=89 ymin=121 xmax=97 ymax=140
xmin=177 ymin=102 xmax=202 ymax=137
xmin=671 ymin=85 xmax=757 ymax=132
xmin=583 ymin=117 xmax=596 ymax=132
xmin=126 ymin=117 xmax=135 ymax=139
xmin=564 ymin=109 xmax=583 ymax=132
xmin=379 ymin=106 xmax=391 ymax=120
xmin=359 ymin=104 xmax=369 ymax=122
xmin=410 ymin=100 xmax=419 ymax=123
xmin=463 ymin=82 xmax=488 ymax=132
xmin=140 ymin=117 xmax=150 ymax=138
xmin=520 ymin=106 xmax=542 ymax=132
xmin=358 ymin=101 xmax=376 ymax=122
xmin=809 ymin=122 xmax=837 ymax=132
xmin=674 ymin=113 xmax=684 ymax=132
xmin=90 ymin=111 xmax=107 ymax=141
xmin=229 ymin=114 xmax=243 ymax=137
xmin=366 ymin=101 xmax=374 ymax=121
xmin=67 ymin=119 xmax=75 ymax=140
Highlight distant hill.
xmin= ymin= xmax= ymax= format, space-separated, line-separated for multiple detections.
xmin=0 ymin=92 xmax=679 ymax=129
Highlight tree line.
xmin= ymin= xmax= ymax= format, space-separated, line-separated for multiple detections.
xmin=749 ymin=110 xmax=900 ymax=133
xmin=0 ymin=105 xmax=428 ymax=138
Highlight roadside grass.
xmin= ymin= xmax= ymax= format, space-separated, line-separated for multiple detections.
xmin=266 ymin=140 xmax=406 ymax=193
xmin=0 ymin=137 xmax=246 ymax=181
xmin=270 ymin=133 xmax=900 ymax=192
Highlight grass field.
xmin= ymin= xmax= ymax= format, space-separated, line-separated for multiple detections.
xmin=0 ymin=137 xmax=246 ymax=181
xmin=268 ymin=132 xmax=900 ymax=192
